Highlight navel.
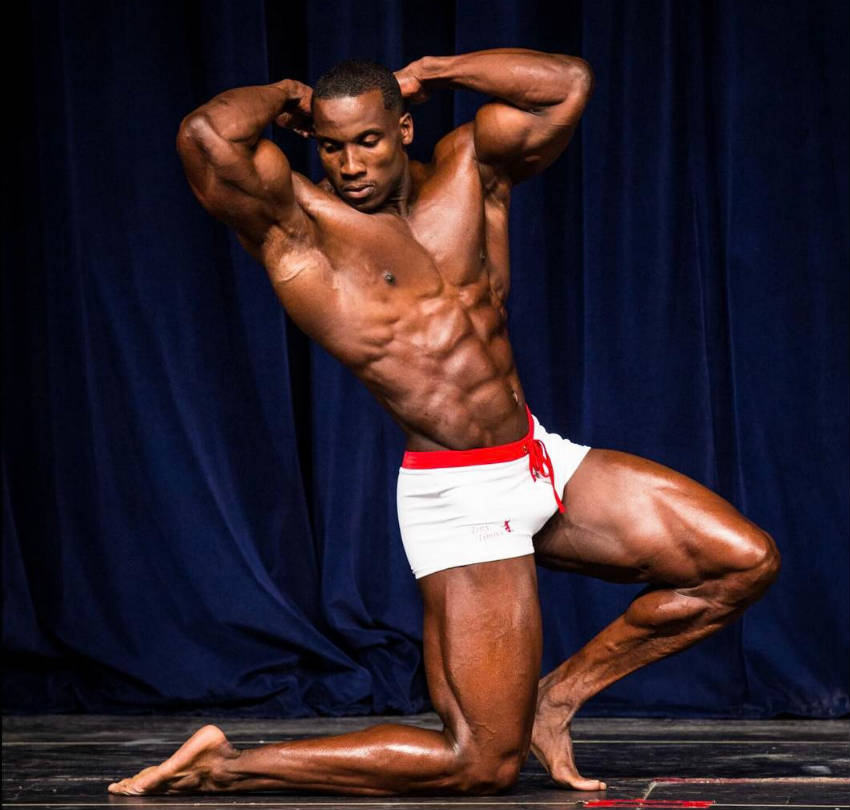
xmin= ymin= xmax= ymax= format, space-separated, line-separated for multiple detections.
xmin=383 ymin=272 xmax=396 ymax=285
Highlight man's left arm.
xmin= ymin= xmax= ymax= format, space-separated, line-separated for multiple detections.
xmin=396 ymin=48 xmax=593 ymax=187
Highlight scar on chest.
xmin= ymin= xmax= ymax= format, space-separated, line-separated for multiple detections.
xmin=383 ymin=272 xmax=396 ymax=284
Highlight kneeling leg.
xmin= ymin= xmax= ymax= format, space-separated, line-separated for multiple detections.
xmin=109 ymin=556 xmax=542 ymax=796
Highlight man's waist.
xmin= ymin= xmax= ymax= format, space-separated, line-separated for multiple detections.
xmin=401 ymin=407 xmax=535 ymax=469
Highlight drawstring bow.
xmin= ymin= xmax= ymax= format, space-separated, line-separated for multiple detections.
xmin=527 ymin=437 xmax=564 ymax=513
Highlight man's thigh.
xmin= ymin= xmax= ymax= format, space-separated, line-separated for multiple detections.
xmin=418 ymin=555 xmax=542 ymax=753
xmin=533 ymin=449 xmax=765 ymax=585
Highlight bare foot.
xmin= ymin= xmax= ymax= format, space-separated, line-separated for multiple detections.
xmin=530 ymin=691 xmax=606 ymax=791
xmin=108 ymin=724 xmax=239 ymax=795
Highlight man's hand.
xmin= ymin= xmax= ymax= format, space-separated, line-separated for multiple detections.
xmin=273 ymin=79 xmax=314 ymax=138
xmin=393 ymin=62 xmax=430 ymax=105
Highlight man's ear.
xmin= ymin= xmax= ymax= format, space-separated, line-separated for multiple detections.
xmin=399 ymin=112 xmax=414 ymax=146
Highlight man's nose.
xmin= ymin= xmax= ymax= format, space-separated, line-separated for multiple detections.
xmin=340 ymin=147 xmax=365 ymax=177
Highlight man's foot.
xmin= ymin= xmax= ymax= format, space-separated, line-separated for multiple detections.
xmin=530 ymin=689 xmax=607 ymax=791
xmin=108 ymin=725 xmax=239 ymax=795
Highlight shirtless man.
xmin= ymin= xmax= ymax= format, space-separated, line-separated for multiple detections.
xmin=108 ymin=49 xmax=780 ymax=796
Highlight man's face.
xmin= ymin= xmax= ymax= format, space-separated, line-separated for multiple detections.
xmin=312 ymin=89 xmax=412 ymax=213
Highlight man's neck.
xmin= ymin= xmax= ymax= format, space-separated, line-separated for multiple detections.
xmin=378 ymin=155 xmax=413 ymax=217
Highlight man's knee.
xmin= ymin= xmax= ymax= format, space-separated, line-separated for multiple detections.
xmin=454 ymin=750 xmax=524 ymax=794
xmin=717 ymin=523 xmax=780 ymax=606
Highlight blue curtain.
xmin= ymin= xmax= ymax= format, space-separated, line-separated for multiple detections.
xmin=4 ymin=0 xmax=847 ymax=717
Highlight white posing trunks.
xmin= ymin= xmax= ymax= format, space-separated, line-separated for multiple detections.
xmin=397 ymin=407 xmax=591 ymax=579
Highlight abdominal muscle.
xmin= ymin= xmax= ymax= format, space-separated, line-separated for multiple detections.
xmin=342 ymin=289 xmax=529 ymax=452
xmin=280 ymin=167 xmax=528 ymax=451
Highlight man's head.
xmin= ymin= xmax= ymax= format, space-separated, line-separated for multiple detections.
xmin=311 ymin=60 xmax=413 ymax=212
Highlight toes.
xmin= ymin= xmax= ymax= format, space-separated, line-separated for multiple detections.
xmin=108 ymin=781 xmax=137 ymax=796
xmin=568 ymin=776 xmax=607 ymax=791
xmin=107 ymin=766 xmax=164 ymax=796
xmin=554 ymin=770 xmax=606 ymax=791
xmin=107 ymin=778 xmax=131 ymax=795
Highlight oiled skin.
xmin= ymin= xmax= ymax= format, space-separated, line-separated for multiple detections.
xmin=270 ymin=148 xmax=523 ymax=450
xmin=107 ymin=49 xmax=781 ymax=797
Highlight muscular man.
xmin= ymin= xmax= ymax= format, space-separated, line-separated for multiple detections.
xmin=109 ymin=49 xmax=779 ymax=796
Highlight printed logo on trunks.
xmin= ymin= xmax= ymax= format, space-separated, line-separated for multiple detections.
xmin=472 ymin=523 xmax=508 ymax=542
xmin=504 ymin=520 xmax=512 ymax=533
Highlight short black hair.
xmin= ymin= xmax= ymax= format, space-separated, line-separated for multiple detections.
xmin=313 ymin=59 xmax=404 ymax=113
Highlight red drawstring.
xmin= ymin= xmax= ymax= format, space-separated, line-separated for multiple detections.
xmin=527 ymin=438 xmax=565 ymax=513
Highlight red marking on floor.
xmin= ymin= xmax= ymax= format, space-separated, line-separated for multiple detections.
xmin=653 ymin=776 xmax=849 ymax=784
xmin=586 ymin=802 xmax=713 ymax=809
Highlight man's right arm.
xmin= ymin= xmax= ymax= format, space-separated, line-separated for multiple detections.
xmin=175 ymin=80 xmax=313 ymax=248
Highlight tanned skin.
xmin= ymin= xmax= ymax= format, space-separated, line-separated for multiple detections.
xmin=109 ymin=49 xmax=780 ymax=796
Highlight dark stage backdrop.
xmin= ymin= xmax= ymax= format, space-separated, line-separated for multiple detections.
xmin=4 ymin=0 xmax=847 ymax=717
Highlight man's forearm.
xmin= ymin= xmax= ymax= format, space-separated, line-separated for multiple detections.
xmin=415 ymin=49 xmax=591 ymax=111
xmin=181 ymin=81 xmax=295 ymax=146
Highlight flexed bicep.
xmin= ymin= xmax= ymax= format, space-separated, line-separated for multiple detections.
xmin=177 ymin=116 xmax=308 ymax=246
xmin=397 ymin=50 xmax=593 ymax=188
xmin=472 ymin=56 xmax=593 ymax=186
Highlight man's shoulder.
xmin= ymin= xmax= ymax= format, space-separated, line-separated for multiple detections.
xmin=430 ymin=123 xmax=508 ymax=204
xmin=409 ymin=124 xmax=479 ymax=196
xmin=431 ymin=122 xmax=476 ymax=165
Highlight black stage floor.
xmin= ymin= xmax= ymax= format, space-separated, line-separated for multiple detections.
xmin=3 ymin=714 xmax=848 ymax=809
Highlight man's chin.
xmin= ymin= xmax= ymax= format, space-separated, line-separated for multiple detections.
xmin=326 ymin=181 xmax=387 ymax=213
xmin=346 ymin=193 xmax=386 ymax=213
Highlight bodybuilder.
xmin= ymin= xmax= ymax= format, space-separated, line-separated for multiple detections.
xmin=109 ymin=49 xmax=780 ymax=796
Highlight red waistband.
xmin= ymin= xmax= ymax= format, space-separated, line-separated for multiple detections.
xmin=401 ymin=407 xmax=535 ymax=469
xmin=401 ymin=407 xmax=565 ymax=513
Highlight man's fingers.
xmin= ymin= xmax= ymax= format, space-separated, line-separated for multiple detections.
xmin=395 ymin=72 xmax=429 ymax=105
xmin=299 ymin=92 xmax=313 ymax=115
xmin=394 ymin=73 xmax=417 ymax=97
xmin=276 ymin=88 xmax=314 ymax=135
xmin=275 ymin=111 xmax=313 ymax=135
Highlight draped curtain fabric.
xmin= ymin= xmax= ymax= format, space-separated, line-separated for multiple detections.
xmin=4 ymin=0 xmax=847 ymax=716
